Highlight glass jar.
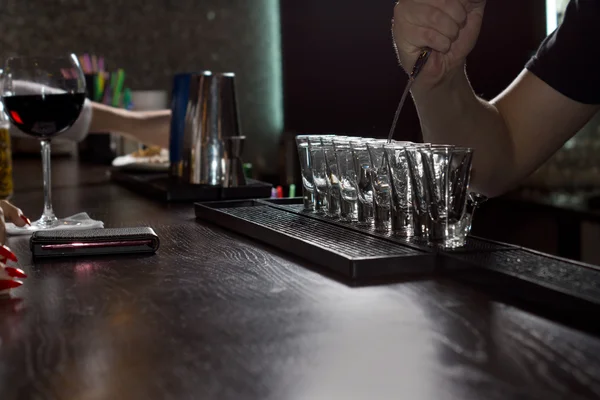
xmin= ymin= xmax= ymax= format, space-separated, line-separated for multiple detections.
xmin=0 ymin=85 xmax=14 ymax=199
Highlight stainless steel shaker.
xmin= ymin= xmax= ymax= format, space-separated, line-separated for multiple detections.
xmin=169 ymin=71 xmax=244 ymax=186
xmin=223 ymin=136 xmax=247 ymax=188
xmin=169 ymin=71 xmax=206 ymax=179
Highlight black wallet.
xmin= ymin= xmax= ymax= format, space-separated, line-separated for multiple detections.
xmin=30 ymin=227 xmax=160 ymax=258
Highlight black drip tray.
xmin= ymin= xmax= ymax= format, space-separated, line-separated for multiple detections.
xmin=195 ymin=200 xmax=435 ymax=279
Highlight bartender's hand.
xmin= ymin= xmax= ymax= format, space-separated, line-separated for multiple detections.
xmin=0 ymin=200 xmax=30 ymax=245
xmin=392 ymin=0 xmax=487 ymax=89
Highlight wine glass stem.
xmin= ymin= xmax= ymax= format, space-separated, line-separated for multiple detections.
xmin=40 ymin=140 xmax=57 ymax=226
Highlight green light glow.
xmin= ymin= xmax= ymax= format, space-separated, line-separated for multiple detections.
xmin=266 ymin=0 xmax=283 ymax=134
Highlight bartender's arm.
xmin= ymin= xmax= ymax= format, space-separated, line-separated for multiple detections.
xmin=393 ymin=0 xmax=600 ymax=198
xmin=89 ymin=102 xmax=170 ymax=149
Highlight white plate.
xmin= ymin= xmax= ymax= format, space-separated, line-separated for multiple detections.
xmin=112 ymin=149 xmax=169 ymax=172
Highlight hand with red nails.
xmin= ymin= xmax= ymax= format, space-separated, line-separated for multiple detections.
xmin=0 ymin=200 xmax=31 ymax=244
xmin=0 ymin=256 xmax=26 ymax=296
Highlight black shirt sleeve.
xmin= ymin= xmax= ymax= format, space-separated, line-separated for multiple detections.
xmin=525 ymin=0 xmax=600 ymax=105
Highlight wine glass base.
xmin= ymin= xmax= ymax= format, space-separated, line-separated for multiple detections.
xmin=13 ymin=218 xmax=87 ymax=233
xmin=6 ymin=212 xmax=103 ymax=237
xmin=36 ymin=218 xmax=84 ymax=229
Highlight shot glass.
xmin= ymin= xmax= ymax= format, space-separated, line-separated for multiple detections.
xmin=295 ymin=135 xmax=316 ymax=210
xmin=296 ymin=134 xmax=334 ymax=210
xmin=443 ymin=150 xmax=476 ymax=247
xmin=367 ymin=140 xmax=392 ymax=232
xmin=350 ymin=138 xmax=376 ymax=225
xmin=334 ymin=138 xmax=359 ymax=222
xmin=420 ymin=145 xmax=474 ymax=248
xmin=309 ymin=136 xmax=329 ymax=212
xmin=384 ymin=141 xmax=415 ymax=237
xmin=405 ymin=144 xmax=430 ymax=240
xmin=322 ymin=137 xmax=342 ymax=218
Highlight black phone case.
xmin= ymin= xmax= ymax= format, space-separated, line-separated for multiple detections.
xmin=30 ymin=227 xmax=160 ymax=258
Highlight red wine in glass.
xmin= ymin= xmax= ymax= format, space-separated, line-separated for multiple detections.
xmin=1 ymin=55 xmax=86 ymax=229
xmin=3 ymin=93 xmax=85 ymax=138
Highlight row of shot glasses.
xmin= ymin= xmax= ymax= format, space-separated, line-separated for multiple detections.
xmin=296 ymin=135 xmax=480 ymax=249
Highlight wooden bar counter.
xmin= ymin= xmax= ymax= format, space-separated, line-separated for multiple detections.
xmin=0 ymin=158 xmax=598 ymax=400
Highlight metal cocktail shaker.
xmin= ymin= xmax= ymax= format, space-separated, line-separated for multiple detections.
xmin=169 ymin=71 xmax=244 ymax=186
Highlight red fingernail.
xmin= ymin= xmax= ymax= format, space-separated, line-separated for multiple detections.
xmin=0 ymin=279 xmax=22 ymax=290
xmin=0 ymin=246 xmax=17 ymax=262
xmin=5 ymin=267 xmax=27 ymax=279
xmin=20 ymin=215 xmax=31 ymax=226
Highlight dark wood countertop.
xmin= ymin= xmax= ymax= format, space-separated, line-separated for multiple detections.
xmin=1 ymin=158 xmax=599 ymax=400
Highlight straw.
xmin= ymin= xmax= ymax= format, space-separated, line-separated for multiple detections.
xmin=95 ymin=72 xmax=104 ymax=102
xmin=112 ymin=69 xmax=125 ymax=107
xmin=103 ymin=72 xmax=116 ymax=105
xmin=123 ymin=88 xmax=133 ymax=109
xmin=83 ymin=54 xmax=93 ymax=74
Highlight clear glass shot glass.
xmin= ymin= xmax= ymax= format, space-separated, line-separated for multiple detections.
xmin=367 ymin=140 xmax=393 ymax=232
xmin=350 ymin=138 xmax=376 ymax=225
xmin=420 ymin=145 xmax=474 ymax=248
xmin=308 ymin=136 xmax=329 ymax=212
xmin=322 ymin=136 xmax=343 ymax=218
xmin=384 ymin=141 xmax=415 ymax=237
xmin=334 ymin=138 xmax=359 ymax=222
xmin=420 ymin=144 xmax=453 ymax=244
xmin=405 ymin=144 xmax=432 ymax=240
xmin=440 ymin=147 xmax=475 ymax=248
xmin=296 ymin=135 xmax=317 ymax=210
xmin=296 ymin=134 xmax=335 ymax=210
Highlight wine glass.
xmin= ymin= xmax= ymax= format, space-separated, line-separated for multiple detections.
xmin=1 ymin=55 xmax=86 ymax=229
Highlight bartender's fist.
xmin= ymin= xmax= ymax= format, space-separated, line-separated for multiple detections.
xmin=392 ymin=0 xmax=486 ymax=88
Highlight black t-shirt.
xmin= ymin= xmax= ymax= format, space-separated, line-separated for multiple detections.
xmin=525 ymin=0 xmax=600 ymax=104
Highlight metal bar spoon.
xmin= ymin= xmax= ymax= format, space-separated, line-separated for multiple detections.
xmin=386 ymin=48 xmax=432 ymax=143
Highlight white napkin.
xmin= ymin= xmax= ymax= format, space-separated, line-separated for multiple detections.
xmin=6 ymin=212 xmax=104 ymax=236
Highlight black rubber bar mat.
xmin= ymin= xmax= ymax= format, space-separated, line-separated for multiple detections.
xmin=194 ymin=200 xmax=435 ymax=279
xmin=195 ymin=198 xmax=600 ymax=307
xmin=258 ymin=199 xmax=517 ymax=254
